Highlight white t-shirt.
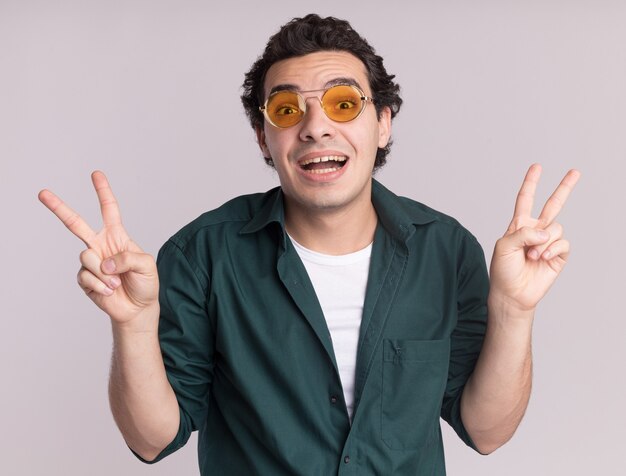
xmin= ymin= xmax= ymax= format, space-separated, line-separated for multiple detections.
xmin=289 ymin=236 xmax=372 ymax=420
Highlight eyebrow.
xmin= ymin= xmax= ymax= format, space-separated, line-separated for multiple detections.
xmin=267 ymin=77 xmax=364 ymax=97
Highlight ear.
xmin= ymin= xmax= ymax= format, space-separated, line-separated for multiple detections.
xmin=255 ymin=125 xmax=271 ymax=158
xmin=377 ymin=106 xmax=392 ymax=148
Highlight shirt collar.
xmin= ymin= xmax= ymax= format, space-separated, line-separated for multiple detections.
xmin=239 ymin=179 xmax=436 ymax=244
xmin=239 ymin=186 xmax=285 ymax=235
xmin=371 ymin=179 xmax=436 ymax=243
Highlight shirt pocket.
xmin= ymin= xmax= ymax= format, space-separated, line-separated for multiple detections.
xmin=381 ymin=338 xmax=450 ymax=450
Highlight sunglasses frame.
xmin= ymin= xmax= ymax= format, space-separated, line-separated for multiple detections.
xmin=259 ymin=84 xmax=374 ymax=129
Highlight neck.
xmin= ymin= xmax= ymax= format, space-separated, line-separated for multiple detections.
xmin=284 ymin=196 xmax=377 ymax=256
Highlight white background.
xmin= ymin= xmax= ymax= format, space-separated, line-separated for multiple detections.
xmin=1 ymin=1 xmax=625 ymax=474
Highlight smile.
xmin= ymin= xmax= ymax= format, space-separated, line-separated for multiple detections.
xmin=298 ymin=155 xmax=348 ymax=174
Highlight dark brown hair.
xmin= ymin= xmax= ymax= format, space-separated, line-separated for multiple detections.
xmin=241 ymin=14 xmax=402 ymax=169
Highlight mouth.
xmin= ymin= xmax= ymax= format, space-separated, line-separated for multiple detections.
xmin=298 ymin=155 xmax=348 ymax=174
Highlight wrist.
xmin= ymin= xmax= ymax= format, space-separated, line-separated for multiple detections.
xmin=487 ymin=293 xmax=535 ymax=326
xmin=111 ymin=303 xmax=160 ymax=338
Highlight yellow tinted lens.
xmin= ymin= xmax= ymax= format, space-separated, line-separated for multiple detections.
xmin=323 ymin=85 xmax=363 ymax=122
xmin=266 ymin=91 xmax=303 ymax=127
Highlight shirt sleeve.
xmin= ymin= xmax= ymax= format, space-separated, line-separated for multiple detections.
xmin=440 ymin=231 xmax=489 ymax=451
xmin=135 ymin=238 xmax=214 ymax=464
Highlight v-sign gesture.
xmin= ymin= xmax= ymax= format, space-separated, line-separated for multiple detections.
xmin=462 ymin=164 xmax=580 ymax=453
xmin=39 ymin=171 xmax=159 ymax=328
xmin=489 ymin=164 xmax=581 ymax=313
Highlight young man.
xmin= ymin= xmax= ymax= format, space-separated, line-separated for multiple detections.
xmin=39 ymin=14 xmax=579 ymax=475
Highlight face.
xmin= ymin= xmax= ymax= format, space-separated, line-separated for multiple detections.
xmin=256 ymin=51 xmax=391 ymax=217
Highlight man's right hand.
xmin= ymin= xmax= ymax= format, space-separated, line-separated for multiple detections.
xmin=39 ymin=171 xmax=159 ymax=330
xmin=40 ymin=171 xmax=179 ymax=459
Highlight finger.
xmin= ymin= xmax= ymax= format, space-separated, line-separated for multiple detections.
xmin=91 ymin=171 xmax=123 ymax=227
xmin=499 ymin=226 xmax=550 ymax=254
xmin=101 ymin=250 xmax=156 ymax=277
xmin=38 ymin=189 xmax=97 ymax=245
xmin=526 ymin=222 xmax=563 ymax=261
xmin=537 ymin=169 xmax=581 ymax=227
xmin=512 ymin=163 xmax=542 ymax=219
xmin=541 ymin=239 xmax=570 ymax=263
xmin=77 ymin=266 xmax=114 ymax=297
xmin=80 ymin=249 xmax=122 ymax=290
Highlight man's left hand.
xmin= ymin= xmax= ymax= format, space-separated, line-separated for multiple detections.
xmin=489 ymin=164 xmax=581 ymax=314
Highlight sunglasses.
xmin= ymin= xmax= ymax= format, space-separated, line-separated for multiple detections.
xmin=259 ymin=84 xmax=374 ymax=128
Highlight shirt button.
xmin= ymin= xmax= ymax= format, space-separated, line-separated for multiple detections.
xmin=330 ymin=395 xmax=338 ymax=404
xmin=344 ymin=455 xmax=350 ymax=464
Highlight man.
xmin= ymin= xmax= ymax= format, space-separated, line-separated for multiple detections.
xmin=39 ymin=14 xmax=579 ymax=475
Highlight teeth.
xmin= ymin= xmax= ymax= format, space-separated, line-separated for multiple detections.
xmin=300 ymin=155 xmax=347 ymax=166
xmin=308 ymin=167 xmax=342 ymax=174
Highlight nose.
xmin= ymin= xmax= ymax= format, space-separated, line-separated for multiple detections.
xmin=298 ymin=95 xmax=336 ymax=142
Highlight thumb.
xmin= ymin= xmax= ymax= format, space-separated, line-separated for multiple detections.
xmin=101 ymin=251 xmax=156 ymax=276
xmin=502 ymin=226 xmax=550 ymax=250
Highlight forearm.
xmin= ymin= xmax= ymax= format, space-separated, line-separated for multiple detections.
xmin=108 ymin=304 xmax=179 ymax=462
xmin=461 ymin=298 xmax=534 ymax=454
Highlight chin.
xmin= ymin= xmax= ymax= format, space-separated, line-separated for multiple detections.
xmin=302 ymin=190 xmax=356 ymax=211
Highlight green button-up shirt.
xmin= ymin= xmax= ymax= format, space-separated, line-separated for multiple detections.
xmin=143 ymin=179 xmax=489 ymax=475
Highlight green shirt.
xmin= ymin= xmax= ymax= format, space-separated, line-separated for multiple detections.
xmin=143 ymin=179 xmax=489 ymax=475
